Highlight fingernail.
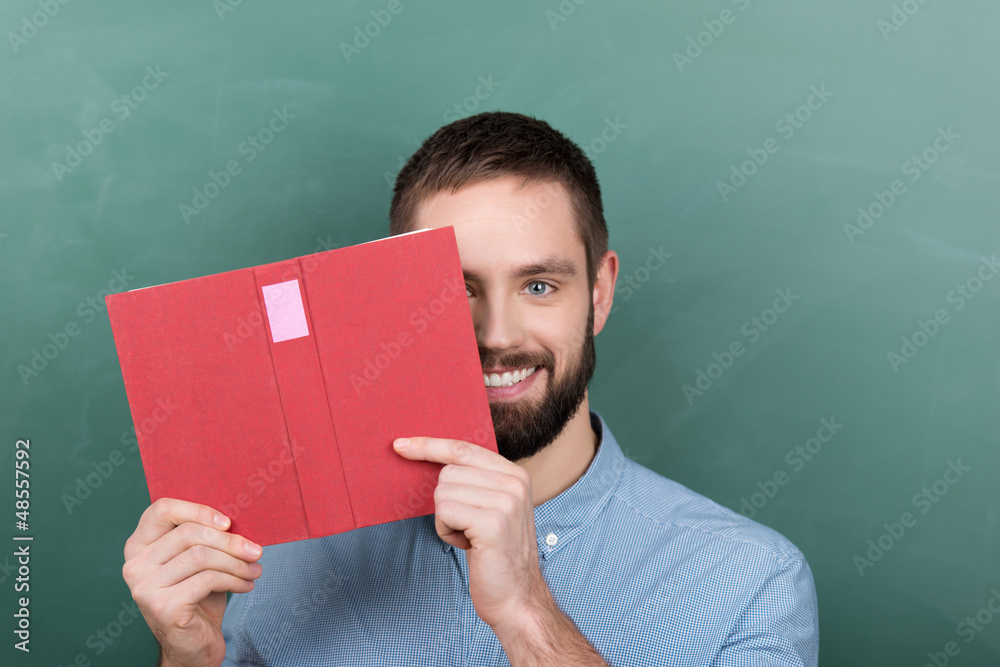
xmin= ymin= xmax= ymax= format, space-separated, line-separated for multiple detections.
xmin=214 ymin=513 xmax=230 ymax=529
xmin=393 ymin=438 xmax=410 ymax=449
xmin=245 ymin=542 xmax=262 ymax=558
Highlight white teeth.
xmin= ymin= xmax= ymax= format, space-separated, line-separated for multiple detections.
xmin=484 ymin=366 xmax=538 ymax=388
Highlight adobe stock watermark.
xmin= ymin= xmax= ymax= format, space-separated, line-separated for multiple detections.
xmin=257 ymin=561 xmax=451 ymax=661
xmin=509 ymin=180 xmax=562 ymax=236
xmin=717 ymin=84 xmax=833 ymax=202
xmin=921 ymin=589 xmax=1000 ymax=667
xmin=293 ymin=565 xmax=347 ymax=619
xmin=213 ymin=0 xmax=246 ymax=21
xmin=672 ymin=0 xmax=751 ymax=73
xmin=383 ymin=137 xmax=423 ymax=189
xmin=179 ymin=105 xmax=297 ymax=224
xmin=738 ymin=416 xmax=844 ymax=518
xmin=255 ymin=562 xmax=349 ymax=657
xmin=877 ymin=0 xmax=933 ymax=41
xmin=394 ymin=468 xmax=438 ymax=520
xmin=17 ymin=268 xmax=135 ymax=386
xmin=350 ymin=277 xmax=466 ymax=395
xmin=442 ymin=75 xmax=502 ymax=123
xmin=886 ymin=255 xmax=997 ymax=373
xmin=682 ymin=288 xmax=800 ymax=405
xmin=609 ymin=245 xmax=672 ymax=315
xmin=843 ymin=126 xmax=960 ymax=243
xmin=386 ymin=76 xmax=504 ymax=188
xmin=853 ymin=458 xmax=970 ymax=576
xmin=50 ymin=65 xmax=169 ymax=182
xmin=8 ymin=0 xmax=73 ymax=53
xmin=392 ymin=414 xmax=496 ymax=520
xmin=340 ymin=0 xmax=414 ymax=63
xmin=62 ymin=399 xmax=176 ymax=514
xmin=545 ymin=0 xmax=590 ymax=31
xmin=223 ymin=235 xmax=343 ymax=352
xmin=219 ymin=443 xmax=306 ymax=522
xmin=0 ymin=553 xmax=16 ymax=586
xmin=53 ymin=599 xmax=143 ymax=664
xmin=582 ymin=117 xmax=628 ymax=162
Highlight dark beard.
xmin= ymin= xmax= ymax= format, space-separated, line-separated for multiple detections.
xmin=485 ymin=305 xmax=596 ymax=462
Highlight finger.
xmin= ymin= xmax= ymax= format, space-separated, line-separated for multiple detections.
xmin=439 ymin=528 xmax=472 ymax=551
xmin=125 ymin=498 xmax=231 ymax=559
xmin=138 ymin=568 xmax=258 ymax=621
xmin=394 ymin=437 xmax=515 ymax=474
xmin=176 ymin=569 xmax=258 ymax=603
xmin=437 ymin=465 xmax=531 ymax=498
xmin=154 ymin=521 xmax=262 ymax=566
xmin=435 ymin=481 xmax=520 ymax=514
xmin=434 ymin=498 xmax=508 ymax=545
xmin=124 ymin=521 xmax=261 ymax=584
xmin=146 ymin=543 xmax=263 ymax=591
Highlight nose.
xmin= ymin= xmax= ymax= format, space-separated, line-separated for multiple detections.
xmin=472 ymin=294 xmax=525 ymax=355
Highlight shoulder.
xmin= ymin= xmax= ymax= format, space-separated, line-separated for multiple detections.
xmin=601 ymin=458 xmax=818 ymax=657
xmin=575 ymin=443 xmax=818 ymax=664
xmin=609 ymin=457 xmax=809 ymax=571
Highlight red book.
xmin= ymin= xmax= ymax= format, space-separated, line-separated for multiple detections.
xmin=106 ymin=226 xmax=496 ymax=546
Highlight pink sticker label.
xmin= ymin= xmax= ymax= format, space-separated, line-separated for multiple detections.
xmin=262 ymin=279 xmax=309 ymax=343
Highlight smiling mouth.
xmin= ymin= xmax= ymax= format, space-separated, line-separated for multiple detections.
xmin=483 ymin=366 xmax=539 ymax=388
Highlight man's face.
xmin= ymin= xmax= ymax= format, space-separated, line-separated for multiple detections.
xmin=412 ymin=175 xmax=597 ymax=461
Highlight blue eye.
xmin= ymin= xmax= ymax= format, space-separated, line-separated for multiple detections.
xmin=527 ymin=281 xmax=553 ymax=297
xmin=466 ymin=282 xmax=555 ymax=298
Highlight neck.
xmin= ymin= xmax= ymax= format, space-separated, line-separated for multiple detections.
xmin=516 ymin=397 xmax=598 ymax=507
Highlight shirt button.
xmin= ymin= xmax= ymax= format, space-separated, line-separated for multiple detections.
xmin=545 ymin=533 xmax=558 ymax=546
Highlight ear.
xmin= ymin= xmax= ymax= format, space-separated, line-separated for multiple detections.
xmin=592 ymin=250 xmax=619 ymax=337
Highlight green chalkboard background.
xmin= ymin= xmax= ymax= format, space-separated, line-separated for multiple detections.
xmin=1 ymin=1 xmax=998 ymax=665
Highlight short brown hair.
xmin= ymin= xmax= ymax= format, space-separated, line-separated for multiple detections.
xmin=389 ymin=112 xmax=608 ymax=290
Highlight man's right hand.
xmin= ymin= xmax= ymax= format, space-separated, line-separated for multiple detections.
xmin=122 ymin=498 xmax=264 ymax=667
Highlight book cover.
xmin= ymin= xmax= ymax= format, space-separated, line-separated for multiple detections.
xmin=106 ymin=226 xmax=496 ymax=546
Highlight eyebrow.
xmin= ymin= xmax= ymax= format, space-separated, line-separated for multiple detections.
xmin=463 ymin=254 xmax=579 ymax=282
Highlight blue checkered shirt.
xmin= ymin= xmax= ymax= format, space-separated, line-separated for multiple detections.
xmin=222 ymin=410 xmax=819 ymax=665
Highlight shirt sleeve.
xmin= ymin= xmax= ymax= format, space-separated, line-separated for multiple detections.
xmin=711 ymin=550 xmax=819 ymax=667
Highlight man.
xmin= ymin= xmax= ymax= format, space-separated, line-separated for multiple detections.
xmin=122 ymin=112 xmax=819 ymax=666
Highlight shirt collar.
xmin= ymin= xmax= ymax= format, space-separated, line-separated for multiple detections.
xmin=440 ymin=409 xmax=625 ymax=559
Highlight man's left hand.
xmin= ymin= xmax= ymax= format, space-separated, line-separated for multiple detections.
xmin=392 ymin=436 xmax=549 ymax=632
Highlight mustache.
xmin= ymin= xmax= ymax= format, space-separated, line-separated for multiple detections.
xmin=479 ymin=352 xmax=552 ymax=370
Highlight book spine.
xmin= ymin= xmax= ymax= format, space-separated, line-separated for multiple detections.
xmin=253 ymin=260 xmax=356 ymax=538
